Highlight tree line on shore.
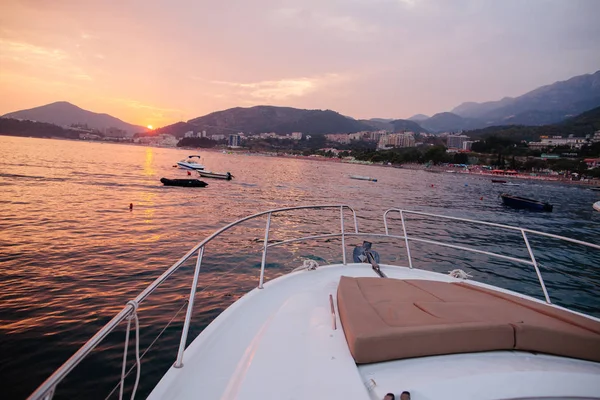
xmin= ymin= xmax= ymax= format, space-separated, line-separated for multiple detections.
xmin=178 ymin=133 xmax=600 ymax=177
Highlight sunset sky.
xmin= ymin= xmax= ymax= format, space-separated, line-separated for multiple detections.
xmin=1 ymin=0 xmax=599 ymax=128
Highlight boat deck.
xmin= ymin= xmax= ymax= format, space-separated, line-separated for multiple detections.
xmin=148 ymin=264 xmax=600 ymax=400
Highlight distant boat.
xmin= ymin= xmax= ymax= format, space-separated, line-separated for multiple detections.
xmin=197 ymin=171 xmax=233 ymax=180
xmin=177 ymin=155 xmax=205 ymax=171
xmin=500 ymin=193 xmax=553 ymax=212
xmin=594 ymin=201 xmax=600 ymax=212
xmin=349 ymin=175 xmax=377 ymax=182
xmin=502 ymin=182 xmax=520 ymax=186
xmin=590 ymin=187 xmax=600 ymax=192
xmin=160 ymin=178 xmax=208 ymax=187
xmin=492 ymin=179 xmax=507 ymax=183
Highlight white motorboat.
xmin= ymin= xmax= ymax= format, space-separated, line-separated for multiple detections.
xmin=29 ymin=205 xmax=600 ymax=400
xmin=594 ymin=201 xmax=600 ymax=212
xmin=177 ymin=155 xmax=205 ymax=171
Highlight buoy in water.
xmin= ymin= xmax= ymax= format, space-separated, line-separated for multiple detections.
xmin=129 ymin=203 xmax=133 ymax=211
xmin=187 ymin=171 xmax=191 ymax=176
xmin=431 ymin=184 xmax=434 ymax=187
xmin=480 ymin=197 xmax=483 ymax=200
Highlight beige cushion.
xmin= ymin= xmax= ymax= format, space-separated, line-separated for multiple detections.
xmin=337 ymin=276 xmax=600 ymax=364
xmin=455 ymin=283 xmax=600 ymax=334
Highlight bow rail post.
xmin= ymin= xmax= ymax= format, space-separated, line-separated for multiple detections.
xmin=399 ymin=210 xmax=413 ymax=269
xmin=340 ymin=206 xmax=346 ymax=265
xmin=521 ymin=230 xmax=551 ymax=304
xmin=174 ymin=246 xmax=205 ymax=368
xmin=258 ymin=212 xmax=272 ymax=289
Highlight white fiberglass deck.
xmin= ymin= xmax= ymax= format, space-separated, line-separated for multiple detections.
xmin=148 ymin=264 xmax=600 ymax=400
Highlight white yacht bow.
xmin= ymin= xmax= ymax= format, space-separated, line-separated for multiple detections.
xmin=28 ymin=205 xmax=600 ymax=400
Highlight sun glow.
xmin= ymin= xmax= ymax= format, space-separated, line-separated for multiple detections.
xmin=147 ymin=124 xmax=153 ymax=129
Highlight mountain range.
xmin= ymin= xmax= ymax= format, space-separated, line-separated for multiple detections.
xmin=2 ymin=101 xmax=147 ymax=135
xmin=450 ymin=70 xmax=600 ymax=126
xmin=2 ymin=70 xmax=599 ymax=138
xmin=159 ymin=69 xmax=600 ymax=135
xmin=149 ymin=106 xmax=428 ymax=138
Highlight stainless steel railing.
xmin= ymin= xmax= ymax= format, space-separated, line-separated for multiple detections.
xmin=28 ymin=205 xmax=600 ymax=400
xmin=383 ymin=208 xmax=600 ymax=304
xmin=28 ymin=205 xmax=358 ymax=400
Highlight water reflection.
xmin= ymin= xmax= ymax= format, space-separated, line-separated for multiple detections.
xmin=0 ymin=136 xmax=599 ymax=399
xmin=143 ymin=148 xmax=155 ymax=177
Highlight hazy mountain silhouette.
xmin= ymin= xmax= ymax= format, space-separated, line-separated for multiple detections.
xmin=466 ymin=105 xmax=600 ymax=142
xmin=186 ymin=105 xmax=373 ymax=136
xmin=418 ymin=112 xmax=485 ymax=133
xmin=407 ymin=114 xmax=430 ymax=121
xmin=451 ymin=70 xmax=600 ymax=124
xmin=389 ymin=119 xmax=428 ymax=133
xmin=2 ymin=101 xmax=147 ymax=135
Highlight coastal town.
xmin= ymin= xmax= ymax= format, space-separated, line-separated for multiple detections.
xmin=72 ymin=124 xmax=600 ymax=183
xmin=2 ymin=112 xmax=599 ymax=184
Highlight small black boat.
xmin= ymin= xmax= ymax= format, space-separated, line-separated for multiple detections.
xmin=500 ymin=193 xmax=552 ymax=212
xmin=492 ymin=179 xmax=507 ymax=183
xmin=160 ymin=178 xmax=208 ymax=187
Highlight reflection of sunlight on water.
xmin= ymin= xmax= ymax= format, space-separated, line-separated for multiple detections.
xmin=141 ymin=234 xmax=162 ymax=243
xmin=142 ymin=191 xmax=155 ymax=224
xmin=143 ymin=148 xmax=155 ymax=176
xmin=2 ymin=137 xmax=600 ymax=400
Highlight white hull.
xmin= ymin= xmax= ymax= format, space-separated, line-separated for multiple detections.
xmin=349 ymin=175 xmax=377 ymax=182
xmin=177 ymin=161 xmax=205 ymax=171
xmin=594 ymin=201 xmax=600 ymax=212
xmin=197 ymin=170 xmax=232 ymax=180
xmin=149 ymin=264 xmax=600 ymax=400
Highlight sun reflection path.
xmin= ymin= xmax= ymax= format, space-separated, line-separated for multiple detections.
xmin=143 ymin=148 xmax=155 ymax=176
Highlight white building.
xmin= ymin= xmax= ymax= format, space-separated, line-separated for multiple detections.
xmin=184 ymin=131 xmax=196 ymax=138
xmin=348 ymin=132 xmax=364 ymax=141
xmin=367 ymin=131 xmax=386 ymax=143
xmin=291 ymin=132 xmax=303 ymax=140
xmin=528 ymin=135 xmax=588 ymax=150
xmin=105 ymin=127 xmax=128 ymax=138
xmin=325 ymin=134 xmax=350 ymax=144
xmin=136 ymin=134 xmax=178 ymax=147
xmin=447 ymin=134 xmax=469 ymax=149
xmin=159 ymin=134 xmax=178 ymax=147
xmin=258 ymin=132 xmax=279 ymax=139
xmin=211 ymin=134 xmax=226 ymax=141
xmin=462 ymin=141 xmax=475 ymax=151
xmin=377 ymin=133 xmax=415 ymax=149
xmin=228 ymin=134 xmax=241 ymax=147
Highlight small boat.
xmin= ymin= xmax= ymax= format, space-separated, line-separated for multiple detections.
xmin=177 ymin=155 xmax=205 ymax=171
xmin=160 ymin=178 xmax=208 ymax=187
xmin=502 ymin=182 xmax=520 ymax=186
xmin=492 ymin=179 xmax=507 ymax=183
xmin=594 ymin=201 xmax=600 ymax=212
xmin=500 ymin=193 xmax=553 ymax=212
xmin=349 ymin=175 xmax=377 ymax=182
xmin=590 ymin=187 xmax=600 ymax=192
xmin=197 ymin=170 xmax=233 ymax=180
